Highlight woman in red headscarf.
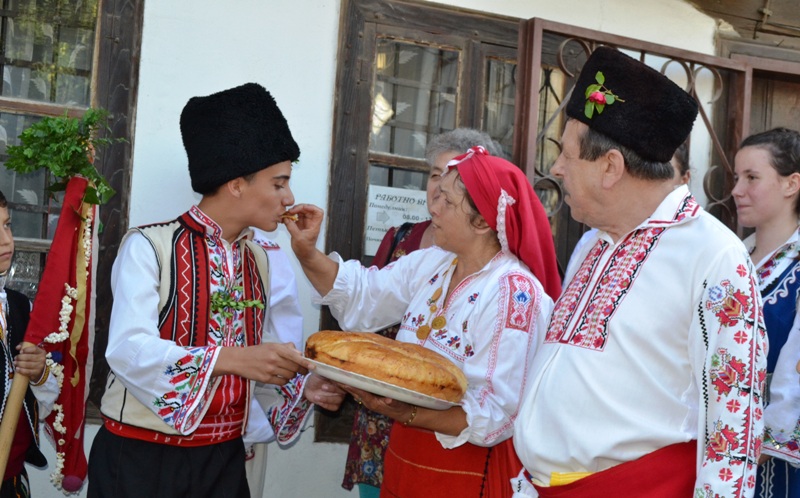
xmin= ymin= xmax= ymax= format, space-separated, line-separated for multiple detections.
xmin=287 ymin=146 xmax=560 ymax=497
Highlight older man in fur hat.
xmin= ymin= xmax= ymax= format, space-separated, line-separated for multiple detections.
xmin=87 ymin=83 xmax=345 ymax=497
xmin=512 ymin=47 xmax=767 ymax=498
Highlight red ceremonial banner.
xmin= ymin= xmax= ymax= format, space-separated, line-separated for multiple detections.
xmin=24 ymin=176 xmax=95 ymax=492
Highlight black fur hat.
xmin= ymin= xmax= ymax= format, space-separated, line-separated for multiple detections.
xmin=565 ymin=46 xmax=698 ymax=163
xmin=180 ymin=83 xmax=300 ymax=194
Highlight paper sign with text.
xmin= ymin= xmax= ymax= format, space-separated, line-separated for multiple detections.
xmin=364 ymin=184 xmax=429 ymax=256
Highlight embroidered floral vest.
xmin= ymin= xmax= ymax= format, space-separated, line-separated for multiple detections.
xmin=101 ymin=213 xmax=270 ymax=435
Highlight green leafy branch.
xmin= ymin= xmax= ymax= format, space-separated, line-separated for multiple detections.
xmin=210 ymin=286 xmax=265 ymax=319
xmin=4 ymin=108 xmax=125 ymax=205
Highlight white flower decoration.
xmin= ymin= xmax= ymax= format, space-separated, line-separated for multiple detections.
xmin=44 ymin=284 xmax=78 ymax=344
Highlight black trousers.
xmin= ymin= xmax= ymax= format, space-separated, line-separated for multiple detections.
xmin=87 ymin=425 xmax=250 ymax=498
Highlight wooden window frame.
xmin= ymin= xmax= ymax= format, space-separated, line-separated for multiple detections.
xmin=87 ymin=0 xmax=144 ymax=414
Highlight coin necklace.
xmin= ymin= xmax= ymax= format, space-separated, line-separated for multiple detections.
xmin=416 ymin=258 xmax=457 ymax=340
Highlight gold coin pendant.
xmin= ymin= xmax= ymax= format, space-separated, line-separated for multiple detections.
xmin=416 ymin=325 xmax=432 ymax=340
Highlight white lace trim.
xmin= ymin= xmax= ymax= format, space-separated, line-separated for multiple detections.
xmin=443 ymin=145 xmax=487 ymax=174
xmin=497 ymin=188 xmax=516 ymax=255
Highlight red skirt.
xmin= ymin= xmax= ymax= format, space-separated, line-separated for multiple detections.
xmin=533 ymin=441 xmax=697 ymax=498
xmin=381 ymin=422 xmax=521 ymax=498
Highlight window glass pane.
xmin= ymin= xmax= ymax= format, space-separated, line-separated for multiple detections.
xmin=7 ymin=249 xmax=43 ymax=299
xmin=0 ymin=112 xmax=61 ymax=240
xmin=483 ymin=57 xmax=516 ymax=158
xmin=370 ymin=39 xmax=459 ymax=159
xmin=368 ymin=164 xmax=426 ymax=190
xmin=1 ymin=0 xmax=99 ymax=106
xmin=366 ymin=39 xmax=457 ymax=260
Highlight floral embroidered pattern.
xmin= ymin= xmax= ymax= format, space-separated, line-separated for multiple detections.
xmin=710 ymin=348 xmax=753 ymax=402
xmin=673 ymin=194 xmax=699 ymax=222
xmin=420 ymin=268 xmax=480 ymax=361
xmin=505 ymin=274 xmax=535 ymax=331
xmin=410 ymin=313 xmax=427 ymax=329
xmin=154 ymin=346 xmax=210 ymax=426
xmin=757 ymin=243 xmax=795 ymax=283
xmin=706 ymin=280 xmax=756 ymax=328
xmin=446 ymin=335 xmax=461 ymax=348
xmin=697 ymin=270 xmax=766 ymax=497
xmin=270 ymin=374 xmax=313 ymax=445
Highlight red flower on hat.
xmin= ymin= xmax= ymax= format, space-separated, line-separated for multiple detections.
xmin=588 ymin=91 xmax=606 ymax=105
xmin=584 ymin=71 xmax=624 ymax=119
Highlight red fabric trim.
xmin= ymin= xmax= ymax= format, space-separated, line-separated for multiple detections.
xmin=241 ymin=247 xmax=265 ymax=347
xmin=189 ymin=224 xmax=210 ymax=346
xmin=381 ymin=423 xmax=519 ymax=498
xmin=532 ymin=441 xmax=696 ymax=498
xmin=172 ymin=233 xmax=198 ymax=345
xmin=153 ymin=214 xmax=213 ymax=348
xmin=103 ymin=416 xmax=241 ymax=448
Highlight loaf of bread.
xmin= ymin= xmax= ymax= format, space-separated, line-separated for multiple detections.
xmin=305 ymin=330 xmax=467 ymax=403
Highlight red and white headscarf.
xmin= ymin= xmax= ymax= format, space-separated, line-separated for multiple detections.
xmin=446 ymin=146 xmax=561 ymax=300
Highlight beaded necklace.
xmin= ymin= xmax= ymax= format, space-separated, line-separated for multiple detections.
xmin=416 ymin=258 xmax=457 ymax=340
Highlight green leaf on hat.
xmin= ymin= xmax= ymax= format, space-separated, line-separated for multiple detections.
xmin=595 ymin=71 xmax=605 ymax=85
xmin=584 ymin=101 xmax=594 ymax=119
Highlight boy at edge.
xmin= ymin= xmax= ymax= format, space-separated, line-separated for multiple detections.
xmin=87 ymin=83 xmax=344 ymax=497
xmin=0 ymin=190 xmax=58 ymax=497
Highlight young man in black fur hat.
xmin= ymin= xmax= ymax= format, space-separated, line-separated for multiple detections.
xmin=87 ymin=83 xmax=344 ymax=497
xmin=513 ymin=47 xmax=767 ymax=498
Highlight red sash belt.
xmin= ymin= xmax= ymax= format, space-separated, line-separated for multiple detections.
xmin=381 ymin=422 xmax=521 ymax=498
xmin=532 ymin=440 xmax=697 ymax=498
xmin=103 ymin=417 xmax=241 ymax=447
